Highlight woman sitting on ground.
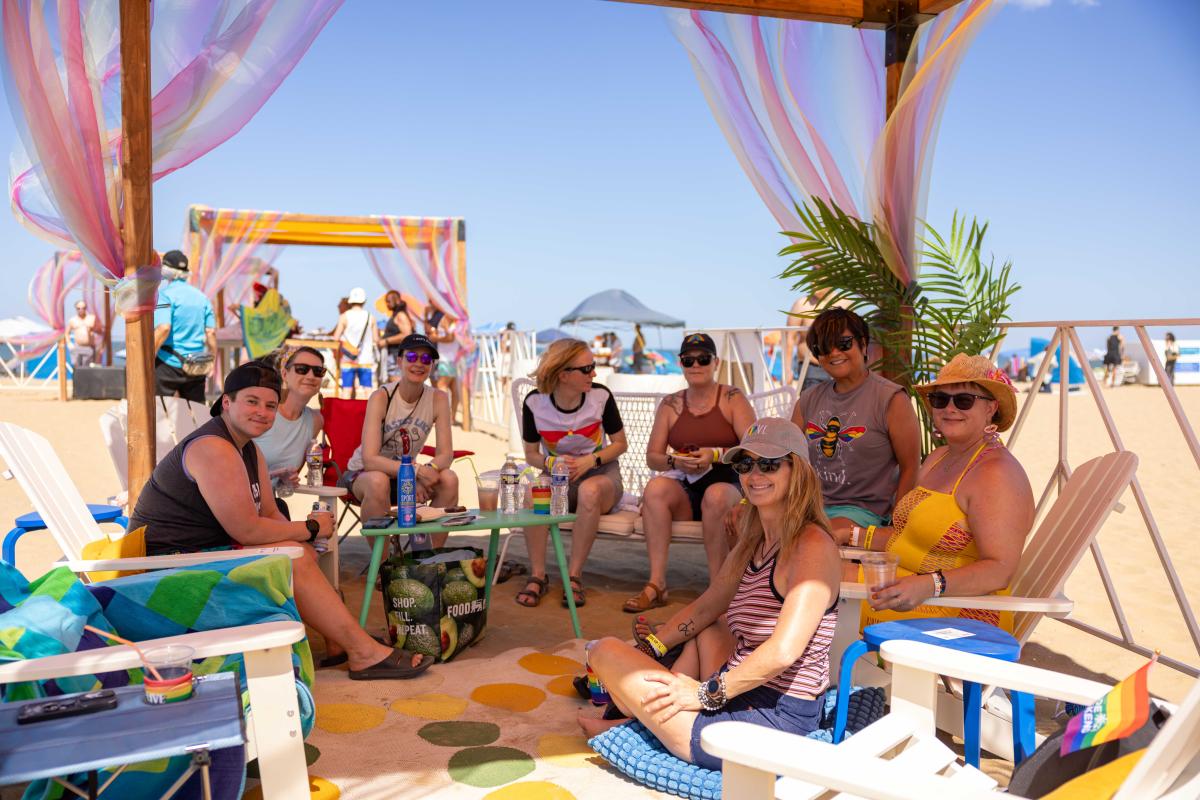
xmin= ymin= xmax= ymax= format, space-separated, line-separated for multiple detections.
xmin=628 ymin=333 xmax=756 ymax=612
xmin=339 ymin=333 xmax=459 ymax=547
xmin=789 ymin=306 xmax=921 ymax=535
xmin=851 ymin=354 xmax=1034 ymax=633
xmin=516 ymin=338 xmax=629 ymax=609
xmin=254 ymin=346 xmax=326 ymax=519
xmin=580 ymin=418 xmax=841 ymax=770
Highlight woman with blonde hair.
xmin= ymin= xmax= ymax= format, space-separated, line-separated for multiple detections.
xmin=254 ymin=346 xmax=326 ymax=519
xmin=579 ymin=418 xmax=841 ymax=769
xmin=516 ymin=338 xmax=629 ymax=608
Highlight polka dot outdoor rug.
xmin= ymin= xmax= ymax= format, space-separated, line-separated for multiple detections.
xmin=247 ymin=641 xmax=668 ymax=799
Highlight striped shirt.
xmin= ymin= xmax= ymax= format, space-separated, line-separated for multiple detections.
xmin=725 ymin=540 xmax=838 ymax=698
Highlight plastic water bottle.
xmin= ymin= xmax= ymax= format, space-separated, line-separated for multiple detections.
xmin=500 ymin=457 xmax=521 ymax=515
xmin=550 ymin=457 xmax=570 ymax=516
xmin=398 ymin=455 xmax=416 ymax=528
xmin=311 ymin=501 xmax=329 ymax=554
xmin=306 ymin=440 xmax=323 ymax=487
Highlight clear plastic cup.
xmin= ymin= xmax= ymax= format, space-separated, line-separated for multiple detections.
xmin=861 ymin=551 xmax=900 ymax=591
xmin=477 ymin=478 xmax=500 ymax=512
xmin=142 ymin=644 xmax=195 ymax=704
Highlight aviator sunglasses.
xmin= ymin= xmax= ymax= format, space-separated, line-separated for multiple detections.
xmin=926 ymin=390 xmax=993 ymax=411
xmin=731 ymin=455 xmax=786 ymax=475
xmin=811 ymin=336 xmax=857 ymax=358
xmin=290 ymin=363 xmax=327 ymax=378
xmin=404 ymin=351 xmax=437 ymax=365
xmin=563 ymin=363 xmax=597 ymax=375
xmin=680 ymin=354 xmax=713 ymax=368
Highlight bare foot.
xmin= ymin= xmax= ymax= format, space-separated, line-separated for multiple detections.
xmin=578 ymin=709 xmax=629 ymax=738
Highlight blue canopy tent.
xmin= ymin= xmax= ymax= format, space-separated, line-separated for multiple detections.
xmin=536 ymin=328 xmax=572 ymax=344
xmin=1031 ymin=336 xmax=1084 ymax=387
xmin=560 ymin=289 xmax=684 ymax=328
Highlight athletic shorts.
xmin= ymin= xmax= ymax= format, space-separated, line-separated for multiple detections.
xmin=567 ymin=459 xmax=624 ymax=514
xmin=341 ymin=366 xmax=374 ymax=389
xmin=435 ymin=360 xmax=456 ymax=379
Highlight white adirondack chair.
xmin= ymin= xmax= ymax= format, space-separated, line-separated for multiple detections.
xmin=0 ymin=422 xmax=300 ymax=577
xmin=703 ymin=639 xmax=1200 ymax=800
xmin=0 ymin=621 xmax=310 ymax=800
xmin=98 ymin=396 xmax=209 ymax=498
xmin=831 ymin=450 xmax=1140 ymax=760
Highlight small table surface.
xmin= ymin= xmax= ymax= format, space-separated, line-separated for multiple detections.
xmin=0 ymin=672 xmax=244 ymax=786
xmin=361 ymin=508 xmax=575 ymax=536
xmin=292 ymin=485 xmax=347 ymax=498
xmin=863 ymin=617 xmax=1020 ymax=661
xmin=15 ymin=504 xmax=123 ymax=528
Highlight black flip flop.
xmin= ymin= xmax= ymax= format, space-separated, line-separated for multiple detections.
xmin=318 ymin=635 xmax=388 ymax=670
xmin=349 ymin=650 xmax=436 ymax=681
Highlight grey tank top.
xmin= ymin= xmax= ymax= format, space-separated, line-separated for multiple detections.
xmin=347 ymin=383 xmax=435 ymax=471
xmin=131 ymin=416 xmax=263 ymax=554
xmin=798 ymin=372 xmax=904 ymax=517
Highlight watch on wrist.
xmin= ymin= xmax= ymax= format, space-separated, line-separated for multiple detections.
xmin=666 ymin=454 xmax=675 ymax=470
xmin=305 ymin=518 xmax=320 ymax=543
xmin=594 ymin=453 xmax=602 ymax=469
xmin=697 ymin=672 xmax=727 ymax=711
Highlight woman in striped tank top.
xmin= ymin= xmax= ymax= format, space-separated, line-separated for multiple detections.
xmin=582 ymin=418 xmax=841 ymax=771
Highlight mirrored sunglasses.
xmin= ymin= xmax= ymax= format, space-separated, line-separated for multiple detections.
xmin=680 ymin=354 xmax=713 ymax=368
xmin=731 ymin=455 xmax=786 ymax=475
xmin=404 ymin=351 xmax=436 ymax=365
xmin=563 ymin=363 xmax=596 ymax=375
xmin=926 ymin=391 xmax=993 ymax=411
xmin=811 ymin=336 xmax=856 ymax=358
xmin=290 ymin=364 xmax=327 ymax=378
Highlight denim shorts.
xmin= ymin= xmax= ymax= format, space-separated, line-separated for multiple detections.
xmin=689 ymin=683 xmax=822 ymax=770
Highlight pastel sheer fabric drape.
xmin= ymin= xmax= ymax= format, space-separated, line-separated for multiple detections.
xmin=12 ymin=251 xmax=105 ymax=359
xmin=2 ymin=0 xmax=341 ymax=289
xmin=669 ymin=0 xmax=998 ymax=284
xmin=188 ymin=208 xmax=284 ymax=299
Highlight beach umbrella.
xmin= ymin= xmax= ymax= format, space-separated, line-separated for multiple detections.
xmin=0 ymin=316 xmax=51 ymax=339
xmin=536 ymin=328 xmax=572 ymax=344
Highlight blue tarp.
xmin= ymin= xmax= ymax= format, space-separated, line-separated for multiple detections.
xmin=559 ymin=289 xmax=684 ymax=328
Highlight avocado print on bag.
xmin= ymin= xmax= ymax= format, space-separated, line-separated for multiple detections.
xmin=380 ymin=547 xmax=489 ymax=662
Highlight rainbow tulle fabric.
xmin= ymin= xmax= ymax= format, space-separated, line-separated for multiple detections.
xmin=10 ymin=251 xmax=105 ymax=359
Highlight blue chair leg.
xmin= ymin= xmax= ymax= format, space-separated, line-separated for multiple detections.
xmin=3 ymin=526 xmax=32 ymax=565
xmin=833 ymin=639 xmax=870 ymax=744
xmin=963 ymin=680 xmax=983 ymax=768
xmin=1012 ymin=690 xmax=1036 ymax=765
xmin=115 ymin=516 xmax=129 ymax=529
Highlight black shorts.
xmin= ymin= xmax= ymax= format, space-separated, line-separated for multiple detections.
xmin=339 ymin=469 xmax=397 ymax=504
xmin=155 ymin=358 xmax=206 ymax=404
xmin=679 ymin=464 xmax=741 ymax=521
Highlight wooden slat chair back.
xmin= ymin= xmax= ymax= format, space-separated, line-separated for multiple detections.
xmin=1009 ymin=450 xmax=1138 ymax=643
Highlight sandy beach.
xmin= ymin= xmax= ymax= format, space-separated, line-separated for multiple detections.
xmin=2 ymin=382 xmax=1196 ymax=712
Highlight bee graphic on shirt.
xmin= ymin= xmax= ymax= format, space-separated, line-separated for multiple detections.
xmin=806 ymin=416 xmax=866 ymax=458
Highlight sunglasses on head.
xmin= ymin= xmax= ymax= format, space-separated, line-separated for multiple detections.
xmin=404 ymin=351 xmax=436 ymax=365
xmin=290 ymin=363 xmax=327 ymax=378
xmin=680 ymin=354 xmax=713 ymax=368
xmin=811 ymin=336 xmax=857 ymax=358
xmin=927 ymin=391 xmax=993 ymax=411
xmin=731 ymin=455 xmax=786 ymax=475
xmin=563 ymin=363 xmax=596 ymax=375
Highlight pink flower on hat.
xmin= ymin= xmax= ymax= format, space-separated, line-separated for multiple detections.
xmin=986 ymin=367 xmax=1014 ymax=388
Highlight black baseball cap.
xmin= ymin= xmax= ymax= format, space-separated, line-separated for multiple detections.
xmin=162 ymin=250 xmax=189 ymax=271
xmin=679 ymin=332 xmax=717 ymax=357
xmin=210 ymin=361 xmax=282 ymax=416
xmin=398 ymin=333 xmax=440 ymax=358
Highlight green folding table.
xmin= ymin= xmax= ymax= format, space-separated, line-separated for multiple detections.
xmin=357 ymin=509 xmax=582 ymax=638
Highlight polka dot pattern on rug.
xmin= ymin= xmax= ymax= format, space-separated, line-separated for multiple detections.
xmin=447 ymin=746 xmax=535 ymax=788
xmin=537 ymin=733 xmax=596 ymax=769
xmin=482 ymin=781 xmax=577 ymax=799
xmin=545 ymin=674 xmax=582 ymax=698
xmin=315 ymin=703 xmax=386 ymax=734
xmin=471 ymin=682 xmax=546 ymax=712
xmin=517 ymin=652 xmax=584 ymax=676
xmin=390 ymin=692 xmax=469 ymax=720
xmin=241 ymin=776 xmax=340 ymax=800
xmin=418 ymin=721 xmax=501 ymax=747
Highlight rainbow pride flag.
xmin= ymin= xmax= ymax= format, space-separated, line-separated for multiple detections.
xmin=1060 ymin=656 xmax=1155 ymax=756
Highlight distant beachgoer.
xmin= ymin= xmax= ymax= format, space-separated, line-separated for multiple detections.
xmin=66 ymin=299 xmax=101 ymax=367
xmin=423 ymin=305 xmax=464 ymax=425
xmin=631 ymin=332 xmax=756 ymax=608
xmin=632 ymin=324 xmax=647 ymax=374
xmin=1104 ymin=326 xmax=1125 ymax=388
xmin=154 ymin=250 xmax=216 ymax=404
xmin=1165 ymin=332 xmax=1180 ymax=385
xmin=380 ymin=290 xmax=415 ymax=377
xmin=332 ymin=287 xmax=379 ymax=400
xmin=254 ymin=346 xmax=325 ymax=518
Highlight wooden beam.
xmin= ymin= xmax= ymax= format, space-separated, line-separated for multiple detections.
xmin=120 ymin=0 xmax=155 ymax=511
xmin=609 ymin=0 xmax=955 ymax=26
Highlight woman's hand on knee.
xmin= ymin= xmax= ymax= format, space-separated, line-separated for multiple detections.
xmin=641 ymin=672 xmax=701 ymax=723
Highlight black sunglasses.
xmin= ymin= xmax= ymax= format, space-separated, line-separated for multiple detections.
xmin=927 ymin=391 xmax=993 ymax=411
xmin=563 ymin=363 xmax=596 ymax=375
xmin=404 ymin=351 xmax=437 ymax=365
xmin=731 ymin=455 xmax=786 ymax=475
xmin=680 ymin=354 xmax=713 ymax=368
xmin=811 ymin=336 xmax=857 ymax=358
xmin=290 ymin=363 xmax=327 ymax=378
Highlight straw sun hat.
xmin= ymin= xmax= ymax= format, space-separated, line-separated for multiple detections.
xmin=914 ymin=353 xmax=1017 ymax=432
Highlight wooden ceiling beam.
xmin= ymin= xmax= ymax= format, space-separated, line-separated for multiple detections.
xmin=611 ymin=0 xmax=958 ymax=27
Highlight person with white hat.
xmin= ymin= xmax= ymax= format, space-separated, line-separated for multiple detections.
xmin=332 ymin=286 xmax=379 ymax=399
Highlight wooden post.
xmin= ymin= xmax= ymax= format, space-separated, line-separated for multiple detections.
xmin=456 ymin=220 xmax=472 ymax=432
xmin=102 ymin=291 xmax=112 ymax=365
xmin=57 ymin=337 xmax=68 ymax=402
xmin=120 ymin=0 xmax=156 ymax=510
xmin=885 ymin=0 xmax=918 ymax=386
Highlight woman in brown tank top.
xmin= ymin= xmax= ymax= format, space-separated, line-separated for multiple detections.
xmin=626 ymin=333 xmax=756 ymax=612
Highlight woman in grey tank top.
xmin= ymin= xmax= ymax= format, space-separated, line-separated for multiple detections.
xmin=254 ymin=347 xmax=326 ymax=515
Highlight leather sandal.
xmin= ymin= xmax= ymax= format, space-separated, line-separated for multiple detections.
xmin=562 ymin=575 xmax=586 ymax=608
xmin=515 ymin=575 xmax=549 ymax=608
xmin=348 ymin=649 xmax=435 ymax=681
xmin=622 ymin=582 xmax=668 ymax=613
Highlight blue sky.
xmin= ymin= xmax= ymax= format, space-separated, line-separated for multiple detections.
xmin=2 ymin=0 xmax=1197 ymax=351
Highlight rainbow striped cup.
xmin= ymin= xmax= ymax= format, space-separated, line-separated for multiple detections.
xmin=142 ymin=645 xmax=195 ymax=705
xmin=532 ymin=485 xmax=551 ymax=514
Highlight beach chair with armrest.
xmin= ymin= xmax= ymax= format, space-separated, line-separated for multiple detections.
xmin=0 ymin=620 xmax=311 ymax=800
xmin=832 ymin=449 xmax=1139 ymax=760
xmin=0 ymin=422 xmax=302 ymax=577
xmin=702 ymin=638 xmax=1199 ymax=800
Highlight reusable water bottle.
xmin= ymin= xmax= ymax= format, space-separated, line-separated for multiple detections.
xmin=584 ymin=640 xmax=610 ymax=706
xmin=305 ymin=440 xmax=324 ymax=487
xmin=398 ymin=455 xmax=416 ymax=528
xmin=500 ymin=457 xmax=521 ymax=515
xmin=550 ymin=457 xmax=570 ymax=516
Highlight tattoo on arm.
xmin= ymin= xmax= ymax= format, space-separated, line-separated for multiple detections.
xmin=678 ymin=619 xmax=695 ymax=637
xmin=725 ymin=387 xmax=741 ymax=400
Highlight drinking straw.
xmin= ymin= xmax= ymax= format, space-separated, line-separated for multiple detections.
xmin=83 ymin=625 xmax=163 ymax=681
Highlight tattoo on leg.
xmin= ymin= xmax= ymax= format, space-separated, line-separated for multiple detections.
xmin=678 ymin=619 xmax=695 ymax=637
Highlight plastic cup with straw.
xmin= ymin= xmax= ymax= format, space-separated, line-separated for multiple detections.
xmin=85 ymin=625 xmax=195 ymax=704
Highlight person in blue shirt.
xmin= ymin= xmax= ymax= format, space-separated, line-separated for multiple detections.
xmin=153 ymin=249 xmax=216 ymax=403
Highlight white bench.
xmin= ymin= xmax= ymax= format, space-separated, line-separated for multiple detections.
xmin=509 ymin=378 xmax=795 ymax=543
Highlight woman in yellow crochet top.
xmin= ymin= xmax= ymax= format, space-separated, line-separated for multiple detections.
xmin=841 ymin=354 xmax=1034 ymax=633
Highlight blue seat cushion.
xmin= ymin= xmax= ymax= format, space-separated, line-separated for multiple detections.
xmin=588 ymin=686 xmax=885 ymax=799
